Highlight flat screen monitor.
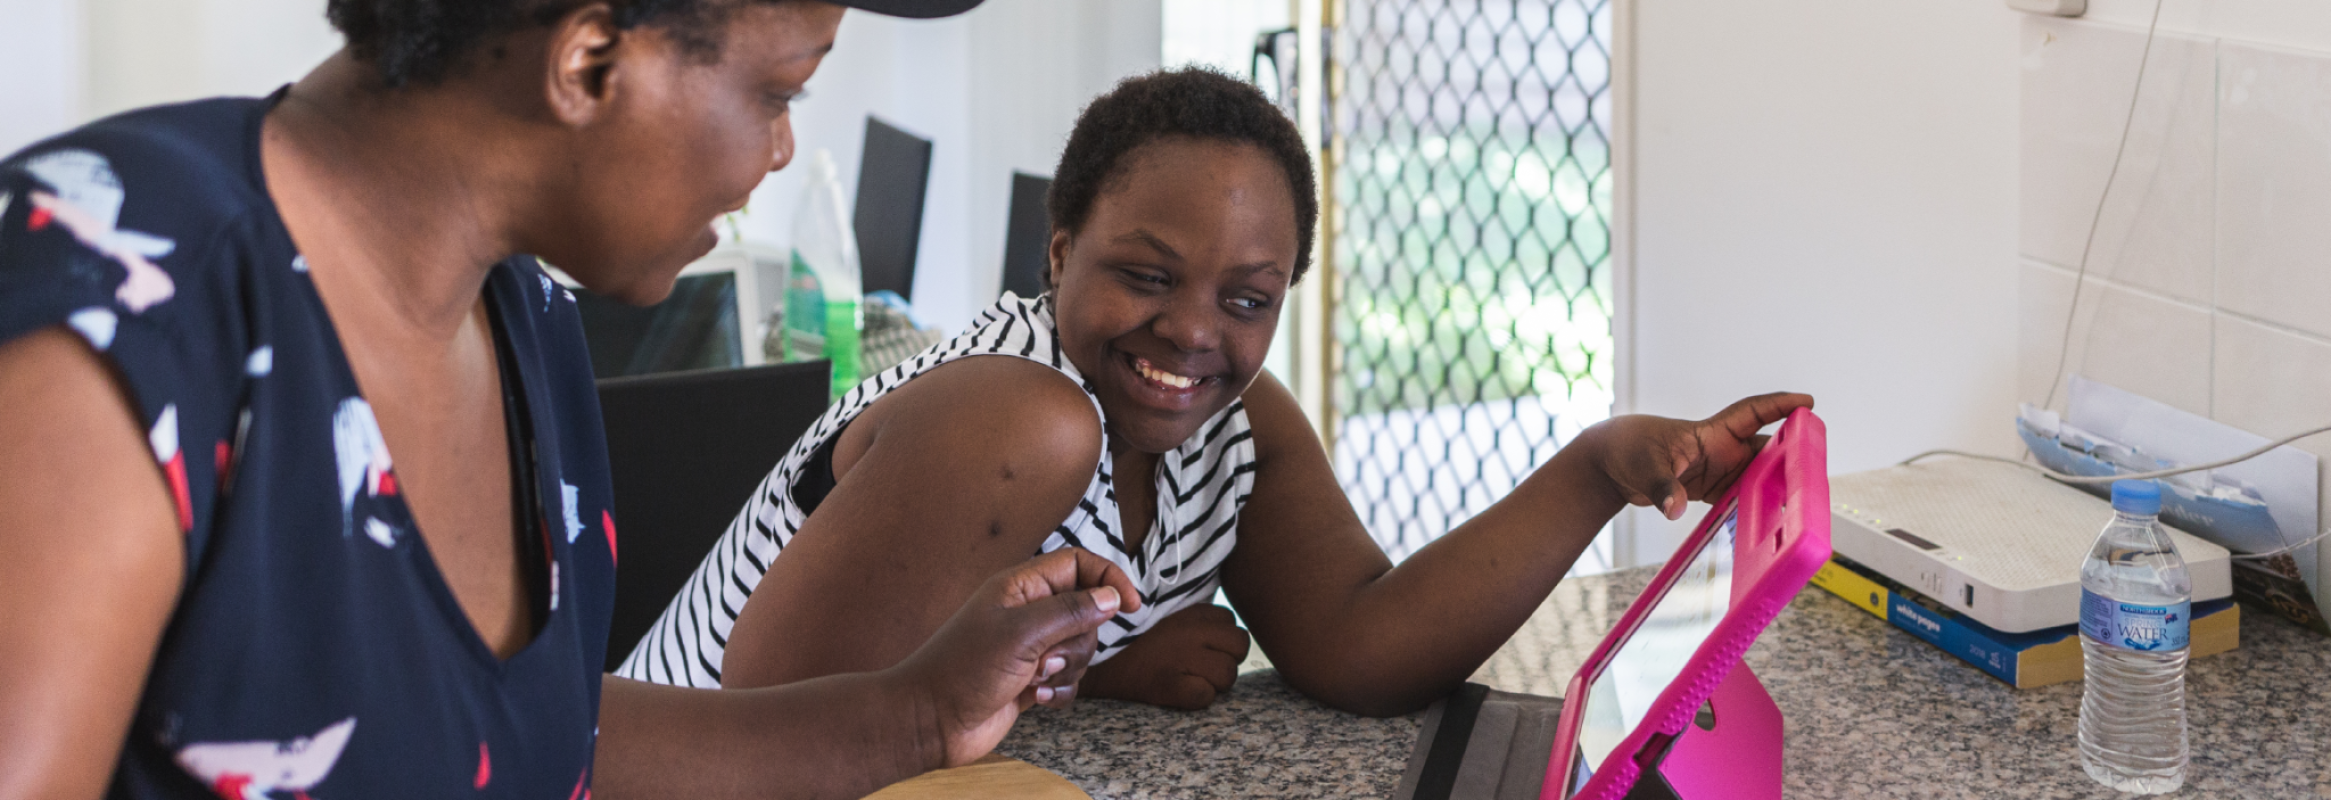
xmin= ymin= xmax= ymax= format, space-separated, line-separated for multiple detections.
xmin=561 ymin=245 xmax=786 ymax=379
xmin=574 ymin=272 xmax=738 ymax=378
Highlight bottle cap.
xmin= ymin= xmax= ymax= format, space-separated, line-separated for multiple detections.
xmin=2111 ymin=479 xmax=2162 ymax=516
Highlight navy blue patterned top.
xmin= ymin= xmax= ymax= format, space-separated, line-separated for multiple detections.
xmin=0 ymin=95 xmax=619 ymax=798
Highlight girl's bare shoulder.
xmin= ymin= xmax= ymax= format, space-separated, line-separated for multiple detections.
xmin=841 ymin=355 xmax=1106 ymax=490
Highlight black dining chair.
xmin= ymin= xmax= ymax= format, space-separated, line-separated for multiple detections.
xmin=1001 ymin=171 xmax=1053 ymax=299
xmin=854 ymin=116 xmax=934 ymax=302
xmin=596 ymin=360 xmax=831 ymax=671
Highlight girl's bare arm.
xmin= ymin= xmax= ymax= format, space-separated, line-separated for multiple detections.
xmin=1220 ymin=371 xmax=1807 ymax=716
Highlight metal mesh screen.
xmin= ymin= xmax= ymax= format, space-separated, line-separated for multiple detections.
xmin=1330 ymin=0 xmax=1616 ymax=561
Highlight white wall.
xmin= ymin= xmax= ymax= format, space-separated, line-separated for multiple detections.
xmin=1619 ymin=1 xmax=2025 ymax=555
xmin=82 ymin=0 xmax=339 ymax=118
xmin=2017 ymin=0 xmax=2331 ymax=625
xmin=0 ymin=0 xmax=87 ymax=156
xmin=734 ymin=0 xmax=1163 ymax=332
xmin=2076 ymin=0 xmax=2331 ymax=52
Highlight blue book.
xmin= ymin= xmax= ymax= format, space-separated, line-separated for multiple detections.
xmin=1812 ymin=555 xmax=2237 ymax=688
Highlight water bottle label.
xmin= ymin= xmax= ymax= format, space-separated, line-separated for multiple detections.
xmin=2079 ymin=589 xmax=2190 ymax=651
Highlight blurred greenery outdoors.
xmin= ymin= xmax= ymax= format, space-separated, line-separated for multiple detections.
xmin=1333 ymin=127 xmax=1615 ymax=419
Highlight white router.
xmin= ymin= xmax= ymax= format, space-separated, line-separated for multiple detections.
xmin=1831 ymin=459 xmax=2232 ymax=634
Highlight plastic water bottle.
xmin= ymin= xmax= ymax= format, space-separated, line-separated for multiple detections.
xmin=2077 ymin=479 xmax=2190 ymax=794
xmin=783 ymin=150 xmax=862 ymax=402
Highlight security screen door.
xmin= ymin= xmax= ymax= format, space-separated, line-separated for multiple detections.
xmin=1327 ymin=0 xmax=1616 ymax=564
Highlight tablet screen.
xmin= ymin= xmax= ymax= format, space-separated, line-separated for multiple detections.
xmin=1569 ymin=505 xmax=1738 ymax=794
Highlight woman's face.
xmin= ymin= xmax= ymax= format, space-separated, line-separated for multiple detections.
xmin=541 ymin=1 xmax=843 ymax=304
xmin=1049 ymin=137 xmax=1300 ymax=455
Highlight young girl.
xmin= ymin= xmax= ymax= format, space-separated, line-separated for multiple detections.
xmin=620 ymin=67 xmax=1810 ymax=716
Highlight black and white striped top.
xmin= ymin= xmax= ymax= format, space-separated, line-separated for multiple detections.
xmin=615 ymin=293 xmax=1257 ymax=688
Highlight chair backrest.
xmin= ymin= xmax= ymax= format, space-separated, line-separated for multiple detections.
xmin=596 ymin=361 xmax=831 ymax=671
xmin=1001 ymin=171 xmax=1053 ymax=299
xmin=854 ymin=116 xmax=934 ymax=301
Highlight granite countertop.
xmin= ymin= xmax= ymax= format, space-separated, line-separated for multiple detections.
xmin=996 ymin=566 xmax=2331 ymax=799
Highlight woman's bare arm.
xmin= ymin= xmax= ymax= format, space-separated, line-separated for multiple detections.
xmin=0 ymin=329 xmax=184 ymax=800
xmin=595 ymin=549 xmax=1138 ymax=800
xmin=1220 ymin=371 xmax=1808 ymax=716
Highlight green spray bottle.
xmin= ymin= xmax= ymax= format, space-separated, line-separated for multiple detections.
xmin=782 ymin=150 xmax=862 ymax=402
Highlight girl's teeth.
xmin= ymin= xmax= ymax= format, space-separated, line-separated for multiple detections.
xmin=1136 ymin=359 xmax=1197 ymax=389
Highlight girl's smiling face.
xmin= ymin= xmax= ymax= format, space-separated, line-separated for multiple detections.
xmin=1048 ymin=136 xmax=1301 ymax=455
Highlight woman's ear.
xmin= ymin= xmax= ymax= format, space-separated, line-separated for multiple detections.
xmin=544 ymin=3 xmax=624 ymax=127
xmin=1046 ymin=229 xmax=1072 ymax=291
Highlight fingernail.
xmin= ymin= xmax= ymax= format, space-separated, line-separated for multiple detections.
xmin=1042 ymin=656 xmax=1066 ymax=678
xmin=1093 ymin=586 xmax=1121 ymax=613
xmin=1036 ymin=686 xmax=1055 ymax=703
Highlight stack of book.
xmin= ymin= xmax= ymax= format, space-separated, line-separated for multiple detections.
xmin=1810 ymin=555 xmax=2239 ymax=689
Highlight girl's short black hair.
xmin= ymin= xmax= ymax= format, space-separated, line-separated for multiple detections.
xmin=327 ymin=0 xmax=774 ymax=88
xmin=1048 ymin=67 xmax=1319 ymax=285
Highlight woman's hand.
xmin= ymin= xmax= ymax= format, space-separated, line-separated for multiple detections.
xmin=596 ymin=549 xmax=1139 ymax=799
xmin=888 ymin=548 xmax=1142 ymax=767
xmin=1080 ymin=604 xmax=1252 ymax=710
xmin=1589 ymin=392 xmax=1813 ymax=520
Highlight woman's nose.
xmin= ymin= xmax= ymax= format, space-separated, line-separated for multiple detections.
xmin=768 ymin=116 xmax=797 ymax=173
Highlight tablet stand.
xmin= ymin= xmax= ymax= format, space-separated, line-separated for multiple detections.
xmin=1394 ymin=663 xmax=1783 ymax=800
xmin=1623 ymin=664 xmax=1784 ymax=800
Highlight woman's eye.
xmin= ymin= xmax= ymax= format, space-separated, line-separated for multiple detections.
xmin=1122 ymin=269 xmax=1168 ymax=286
xmin=1229 ymin=297 xmax=1266 ymax=310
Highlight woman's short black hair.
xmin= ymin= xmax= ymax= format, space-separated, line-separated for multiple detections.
xmin=327 ymin=0 xmax=773 ymax=88
xmin=1048 ymin=67 xmax=1319 ymax=285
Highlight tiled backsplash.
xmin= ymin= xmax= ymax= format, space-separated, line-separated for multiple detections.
xmin=2021 ymin=15 xmax=2331 ymax=613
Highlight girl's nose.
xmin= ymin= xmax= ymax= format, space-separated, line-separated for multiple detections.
xmin=1151 ymin=293 xmax=1218 ymax=353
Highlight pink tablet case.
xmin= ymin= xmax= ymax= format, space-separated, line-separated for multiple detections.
xmin=1541 ymin=408 xmax=1829 ymax=800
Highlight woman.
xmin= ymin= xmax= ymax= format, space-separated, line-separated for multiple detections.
xmin=623 ymin=68 xmax=1812 ymax=716
xmin=0 ymin=1 xmax=1138 ymax=798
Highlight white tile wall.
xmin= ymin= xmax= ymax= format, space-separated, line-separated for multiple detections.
xmin=2217 ymin=41 xmax=2331 ymax=342
xmin=2213 ymin=314 xmax=2331 ymax=532
xmin=2020 ymin=18 xmax=2215 ymax=305
xmin=2019 ymin=261 xmax=2214 ymax=416
xmin=2021 ymin=19 xmax=2331 ymax=623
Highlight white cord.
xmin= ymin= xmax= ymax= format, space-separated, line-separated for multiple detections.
xmin=1900 ymin=423 xmax=2331 ymax=560
xmin=2227 ymin=527 xmax=2331 ymax=561
xmin=1991 ymin=0 xmax=2330 ymax=565
xmin=2040 ymin=0 xmax=2166 ymax=412
xmin=1901 ymin=420 xmax=2331 ymax=483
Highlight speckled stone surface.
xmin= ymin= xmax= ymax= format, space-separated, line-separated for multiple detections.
xmin=999 ymin=567 xmax=2331 ymax=799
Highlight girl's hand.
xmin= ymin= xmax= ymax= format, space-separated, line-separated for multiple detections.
xmin=890 ymin=548 xmax=1141 ymax=768
xmin=1079 ymin=604 xmax=1252 ymax=710
xmin=1591 ymin=392 xmax=1813 ymax=520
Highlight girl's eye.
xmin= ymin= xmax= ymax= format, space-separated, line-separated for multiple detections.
xmin=1229 ymin=297 xmax=1266 ymax=310
xmin=1122 ymin=269 xmax=1168 ymax=286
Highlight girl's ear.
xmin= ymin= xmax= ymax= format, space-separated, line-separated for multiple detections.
xmin=1045 ymin=229 xmax=1072 ymax=292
